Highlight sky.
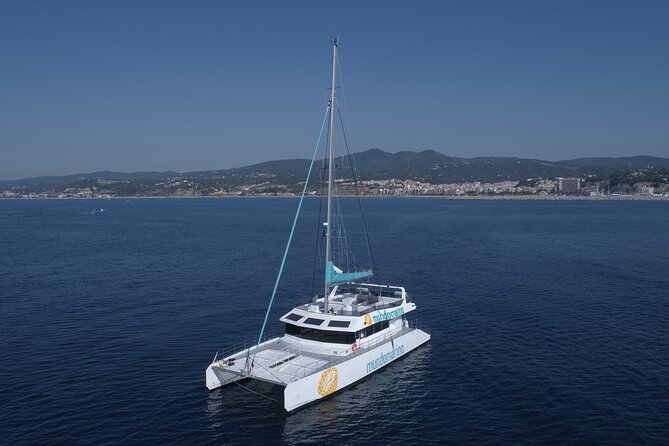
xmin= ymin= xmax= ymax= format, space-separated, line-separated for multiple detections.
xmin=1 ymin=1 xmax=668 ymax=180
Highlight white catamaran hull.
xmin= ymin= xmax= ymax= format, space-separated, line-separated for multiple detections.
xmin=206 ymin=326 xmax=430 ymax=412
xmin=284 ymin=327 xmax=429 ymax=411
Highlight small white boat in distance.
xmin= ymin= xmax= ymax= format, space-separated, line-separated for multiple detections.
xmin=205 ymin=38 xmax=430 ymax=412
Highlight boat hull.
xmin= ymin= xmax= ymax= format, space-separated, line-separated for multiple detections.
xmin=283 ymin=327 xmax=430 ymax=411
xmin=206 ymin=362 xmax=245 ymax=390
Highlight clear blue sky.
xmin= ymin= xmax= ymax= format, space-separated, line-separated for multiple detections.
xmin=1 ymin=0 xmax=668 ymax=180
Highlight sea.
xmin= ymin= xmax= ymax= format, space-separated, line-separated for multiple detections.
xmin=1 ymin=198 xmax=668 ymax=445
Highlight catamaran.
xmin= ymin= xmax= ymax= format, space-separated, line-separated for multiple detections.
xmin=205 ymin=38 xmax=430 ymax=412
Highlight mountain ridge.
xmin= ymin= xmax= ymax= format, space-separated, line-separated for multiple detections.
xmin=2 ymin=149 xmax=669 ymax=189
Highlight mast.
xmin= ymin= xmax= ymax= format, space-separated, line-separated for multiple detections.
xmin=324 ymin=37 xmax=338 ymax=310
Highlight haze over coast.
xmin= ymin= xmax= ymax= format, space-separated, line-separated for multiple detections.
xmin=2 ymin=149 xmax=668 ymax=199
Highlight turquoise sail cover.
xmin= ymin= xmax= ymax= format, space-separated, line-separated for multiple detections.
xmin=325 ymin=261 xmax=373 ymax=285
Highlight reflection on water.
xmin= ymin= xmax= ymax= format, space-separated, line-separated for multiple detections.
xmin=205 ymin=379 xmax=286 ymax=444
xmin=315 ymin=398 xmax=339 ymax=433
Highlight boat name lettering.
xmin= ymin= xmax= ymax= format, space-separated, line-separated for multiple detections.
xmin=366 ymin=344 xmax=405 ymax=373
xmin=372 ymin=307 xmax=405 ymax=323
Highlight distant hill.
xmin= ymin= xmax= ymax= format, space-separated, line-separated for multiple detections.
xmin=0 ymin=170 xmax=179 ymax=189
xmin=347 ymin=150 xmax=579 ymax=182
xmin=559 ymin=156 xmax=669 ymax=170
xmin=184 ymin=158 xmax=312 ymax=183
xmin=2 ymin=150 xmax=668 ymax=192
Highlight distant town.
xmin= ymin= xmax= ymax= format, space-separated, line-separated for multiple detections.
xmin=2 ymin=175 xmax=667 ymax=199
xmin=2 ymin=150 xmax=668 ymax=199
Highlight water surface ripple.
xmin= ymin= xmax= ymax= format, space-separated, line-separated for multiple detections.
xmin=1 ymin=198 xmax=668 ymax=445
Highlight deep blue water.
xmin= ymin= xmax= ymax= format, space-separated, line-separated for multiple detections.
xmin=1 ymin=198 xmax=668 ymax=445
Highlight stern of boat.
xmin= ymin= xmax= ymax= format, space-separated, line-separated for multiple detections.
xmin=283 ymin=324 xmax=430 ymax=411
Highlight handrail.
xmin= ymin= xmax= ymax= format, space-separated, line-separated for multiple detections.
xmin=293 ymin=298 xmax=404 ymax=316
xmin=214 ymin=320 xmax=428 ymax=383
xmin=213 ymin=330 xmax=282 ymax=362
xmin=286 ymin=320 xmax=425 ymax=381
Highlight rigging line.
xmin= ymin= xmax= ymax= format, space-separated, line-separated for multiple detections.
xmin=338 ymin=191 xmax=359 ymax=270
xmin=315 ymin=121 xmax=331 ymax=286
xmin=334 ymin=185 xmax=354 ymax=269
xmin=233 ymin=380 xmax=282 ymax=404
xmin=335 ymin=54 xmax=356 ymax=167
xmin=334 ymin=188 xmax=358 ymax=271
xmin=330 ymin=131 xmax=355 ymax=271
xmin=310 ymin=143 xmax=327 ymax=300
xmin=251 ymin=105 xmax=330 ymax=369
xmin=334 ymin=184 xmax=342 ymax=265
xmin=338 ymin=121 xmax=372 ymax=273
xmin=337 ymin=50 xmax=386 ymax=308
xmin=336 ymin=106 xmax=379 ymax=282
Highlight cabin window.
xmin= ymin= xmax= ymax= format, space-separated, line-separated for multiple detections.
xmin=285 ymin=323 xmax=356 ymax=344
xmin=328 ymin=320 xmax=350 ymax=328
xmin=357 ymin=320 xmax=390 ymax=338
xmin=303 ymin=318 xmax=325 ymax=326
xmin=285 ymin=313 xmax=303 ymax=322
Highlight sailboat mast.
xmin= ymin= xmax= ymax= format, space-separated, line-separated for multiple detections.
xmin=324 ymin=37 xmax=338 ymax=310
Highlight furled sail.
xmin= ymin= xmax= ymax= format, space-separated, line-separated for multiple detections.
xmin=325 ymin=261 xmax=373 ymax=285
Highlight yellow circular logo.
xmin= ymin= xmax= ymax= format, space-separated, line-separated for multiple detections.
xmin=317 ymin=367 xmax=338 ymax=397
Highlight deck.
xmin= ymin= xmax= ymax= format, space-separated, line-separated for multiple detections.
xmin=211 ymin=324 xmax=416 ymax=386
xmin=294 ymin=284 xmax=407 ymax=317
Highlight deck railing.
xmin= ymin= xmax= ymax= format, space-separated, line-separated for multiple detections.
xmin=212 ymin=320 xmax=429 ymax=382
xmin=212 ymin=330 xmax=283 ymax=364
xmin=293 ymin=299 xmax=404 ymax=317
xmin=285 ymin=319 xmax=427 ymax=381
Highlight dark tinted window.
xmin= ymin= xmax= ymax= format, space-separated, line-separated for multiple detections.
xmin=303 ymin=318 xmax=324 ymax=326
xmin=358 ymin=320 xmax=390 ymax=338
xmin=285 ymin=324 xmax=356 ymax=344
xmin=285 ymin=313 xmax=303 ymax=322
xmin=328 ymin=320 xmax=351 ymax=328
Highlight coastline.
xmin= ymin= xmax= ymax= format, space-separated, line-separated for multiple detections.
xmin=1 ymin=194 xmax=668 ymax=201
